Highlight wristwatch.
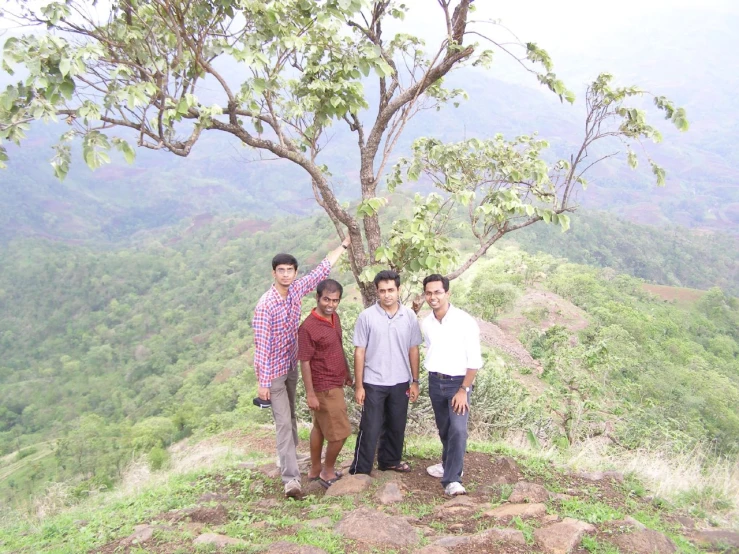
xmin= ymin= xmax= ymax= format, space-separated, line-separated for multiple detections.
xmin=459 ymin=385 xmax=471 ymax=393
xmin=412 ymin=379 xmax=420 ymax=384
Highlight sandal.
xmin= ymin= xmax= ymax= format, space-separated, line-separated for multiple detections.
xmin=379 ymin=461 xmax=412 ymax=473
xmin=319 ymin=476 xmax=340 ymax=488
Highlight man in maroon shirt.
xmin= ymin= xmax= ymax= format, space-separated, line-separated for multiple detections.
xmin=298 ymin=279 xmax=353 ymax=487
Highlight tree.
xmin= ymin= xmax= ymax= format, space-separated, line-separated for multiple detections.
xmin=0 ymin=1 xmax=688 ymax=306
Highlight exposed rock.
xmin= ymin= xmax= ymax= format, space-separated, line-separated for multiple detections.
xmin=552 ymin=493 xmax=575 ymax=502
xmin=490 ymin=456 xmax=523 ymax=484
xmin=413 ymin=547 xmax=449 ymax=554
xmin=193 ymin=533 xmax=246 ymax=547
xmin=613 ymin=529 xmax=676 ymax=553
xmin=198 ymin=492 xmax=230 ymax=503
xmin=674 ymin=516 xmax=695 ymax=529
xmin=433 ymin=495 xmax=480 ymax=517
xmin=433 ymin=528 xmax=526 ymax=548
xmin=577 ymin=470 xmax=624 ymax=483
xmin=303 ymin=516 xmax=332 ymax=529
xmin=472 ymin=528 xmax=527 ymax=545
xmin=692 ymin=529 xmax=739 ymax=549
xmin=613 ymin=516 xmax=647 ymax=530
xmin=543 ymin=514 xmax=560 ymax=523
xmin=375 ymin=481 xmax=404 ymax=504
xmin=448 ymin=523 xmax=465 ymax=531
xmin=257 ymin=463 xmax=281 ymax=478
xmin=265 ymin=541 xmax=328 ymax=554
xmin=484 ymin=502 xmax=547 ymax=520
xmin=509 ymin=481 xmax=550 ymax=503
xmin=119 ymin=525 xmax=159 ymax=546
xmin=335 ymin=507 xmax=420 ymax=547
xmin=254 ymin=498 xmax=280 ymax=509
xmin=324 ymin=474 xmax=372 ymax=497
xmin=534 ymin=517 xmax=596 ymax=554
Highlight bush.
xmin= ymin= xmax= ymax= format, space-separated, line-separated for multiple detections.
xmin=148 ymin=446 xmax=169 ymax=471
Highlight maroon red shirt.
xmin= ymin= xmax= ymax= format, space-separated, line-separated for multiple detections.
xmin=297 ymin=309 xmax=348 ymax=392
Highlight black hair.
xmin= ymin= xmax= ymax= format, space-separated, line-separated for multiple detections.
xmin=373 ymin=269 xmax=400 ymax=289
xmin=423 ymin=273 xmax=449 ymax=292
xmin=272 ymin=253 xmax=298 ymax=271
xmin=317 ymin=279 xmax=343 ymax=298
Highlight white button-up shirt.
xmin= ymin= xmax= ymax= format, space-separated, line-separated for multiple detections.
xmin=422 ymin=304 xmax=483 ymax=376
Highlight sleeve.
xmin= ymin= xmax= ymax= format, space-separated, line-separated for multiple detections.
xmin=422 ymin=317 xmax=430 ymax=350
xmin=409 ymin=311 xmax=424 ymax=347
xmin=297 ymin=322 xmax=316 ymax=362
xmin=353 ymin=312 xmax=369 ymax=348
xmin=292 ymin=258 xmax=331 ymax=298
xmin=252 ymin=304 xmax=274 ymax=388
xmin=465 ymin=316 xmax=484 ymax=370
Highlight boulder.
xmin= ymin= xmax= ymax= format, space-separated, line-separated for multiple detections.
xmin=433 ymin=495 xmax=480 ymax=517
xmin=484 ymin=502 xmax=547 ymax=520
xmin=613 ymin=529 xmax=676 ymax=553
xmin=509 ymin=481 xmax=550 ymax=503
xmin=335 ymin=507 xmax=420 ymax=547
xmin=324 ymin=474 xmax=372 ymax=497
xmin=534 ymin=517 xmax=596 ymax=554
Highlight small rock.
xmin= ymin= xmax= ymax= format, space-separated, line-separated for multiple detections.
xmin=198 ymin=492 xmax=230 ymax=503
xmin=433 ymin=495 xmax=479 ymax=517
xmin=254 ymin=498 xmax=280 ymax=509
xmin=674 ymin=516 xmax=695 ymax=529
xmin=418 ymin=525 xmax=437 ymax=537
xmin=375 ymin=481 xmax=404 ymax=504
xmin=304 ymin=516 xmax=332 ymax=529
xmin=615 ymin=516 xmax=647 ymax=530
xmin=551 ymin=493 xmax=574 ymax=502
xmin=472 ymin=528 xmax=526 ymax=545
xmin=335 ymin=507 xmax=420 ymax=547
xmin=265 ymin=541 xmax=328 ymax=554
xmin=613 ymin=529 xmax=676 ymax=553
xmin=577 ymin=470 xmax=624 ymax=483
xmin=119 ymin=525 xmax=156 ymax=546
xmin=257 ymin=463 xmax=281 ymax=478
xmin=324 ymin=474 xmax=372 ymax=497
xmin=534 ymin=517 xmax=596 ymax=554
xmin=509 ymin=481 xmax=550 ymax=503
xmin=543 ymin=514 xmax=560 ymax=523
xmin=449 ymin=523 xmax=465 ymax=531
xmin=193 ymin=533 xmax=246 ymax=547
xmin=692 ymin=529 xmax=739 ymax=549
xmin=490 ymin=456 xmax=523 ymax=484
xmin=433 ymin=535 xmax=470 ymax=548
xmin=484 ymin=502 xmax=547 ymax=520
xmin=414 ymin=547 xmax=449 ymax=554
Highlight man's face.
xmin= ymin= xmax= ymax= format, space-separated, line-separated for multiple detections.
xmin=424 ymin=280 xmax=450 ymax=312
xmin=316 ymin=289 xmax=341 ymax=318
xmin=376 ymin=279 xmax=399 ymax=308
xmin=273 ymin=264 xmax=297 ymax=288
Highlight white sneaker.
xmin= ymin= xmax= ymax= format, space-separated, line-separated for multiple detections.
xmin=284 ymin=478 xmax=302 ymax=498
xmin=427 ymin=463 xmax=444 ymax=478
xmin=444 ymin=482 xmax=467 ymax=496
xmin=427 ymin=463 xmax=463 ymax=479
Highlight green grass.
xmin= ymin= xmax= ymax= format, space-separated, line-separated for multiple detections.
xmin=557 ymin=498 xmax=624 ymax=524
xmin=581 ymin=536 xmax=621 ymax=554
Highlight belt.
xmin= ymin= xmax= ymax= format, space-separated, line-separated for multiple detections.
xmin=428 ymin=372 xmax=463 ymax=380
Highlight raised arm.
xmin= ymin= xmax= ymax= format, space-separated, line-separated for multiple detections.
xmin=292 ymin=236 xmax=350 ymax=298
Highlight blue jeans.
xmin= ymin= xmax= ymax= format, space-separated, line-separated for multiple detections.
xmin=429 ymin=373 xmax=469 ymax=487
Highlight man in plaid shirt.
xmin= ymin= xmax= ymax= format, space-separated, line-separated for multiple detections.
xmin=253 ymin=236 xmax=350 ymax=498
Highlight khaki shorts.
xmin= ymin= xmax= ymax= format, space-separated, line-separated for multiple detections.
xmin=312 ymin=387 xmax=351 ymax=442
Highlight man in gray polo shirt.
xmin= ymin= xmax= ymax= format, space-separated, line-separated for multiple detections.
xmin=349 ymin=270 xmax=423 ymax=475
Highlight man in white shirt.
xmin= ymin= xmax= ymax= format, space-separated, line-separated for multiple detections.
xmin=421 ymin=274 xmax=483 ymax=496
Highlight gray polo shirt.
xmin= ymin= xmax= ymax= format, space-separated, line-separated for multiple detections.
xmin=354 ymin=302 xmax=423 ymax=386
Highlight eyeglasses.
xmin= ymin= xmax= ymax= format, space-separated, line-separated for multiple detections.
xmin=275 ymin=267 xmax=296 ymax=275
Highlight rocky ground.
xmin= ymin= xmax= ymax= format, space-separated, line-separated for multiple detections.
xmin=96 ymin=439 xmax=739 ymax=554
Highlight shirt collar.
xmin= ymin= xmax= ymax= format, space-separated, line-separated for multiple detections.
xmin=311 ymin=308 xmax=335 ymax=327
xmin=374 ymin=301 xmax=404 ymax=317
xmin=431 ymin=303 xmax=456 ymax=324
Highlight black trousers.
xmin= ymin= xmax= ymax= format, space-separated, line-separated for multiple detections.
xmin=349 ymin=381 xmax=409 ymax=475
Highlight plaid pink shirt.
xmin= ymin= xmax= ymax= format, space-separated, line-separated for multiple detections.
xmin=253 ymin=258 xmax=331 ymax=387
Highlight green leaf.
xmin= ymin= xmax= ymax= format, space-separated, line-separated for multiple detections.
xmin=59 ymin=79 xmax=75 ymax=100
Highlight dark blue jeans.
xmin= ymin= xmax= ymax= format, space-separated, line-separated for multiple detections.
xmin=429 ymin=373 xmax=469 ymax=487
